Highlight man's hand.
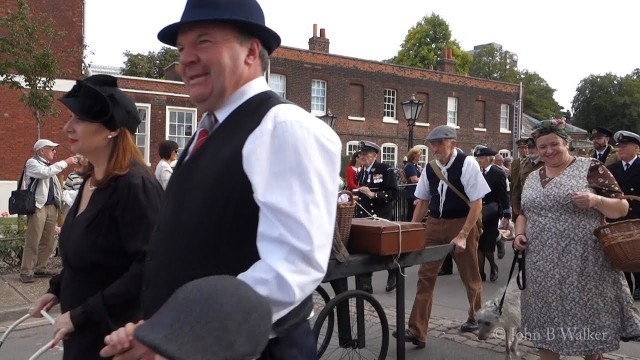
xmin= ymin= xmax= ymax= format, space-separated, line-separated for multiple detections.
xmin=100 ymin=321 xmax=155 ymax=359
xmin=451 ymin=233 xmax=467 ymax=253
xmin=357 ymin=186 xmax=375 ymax=199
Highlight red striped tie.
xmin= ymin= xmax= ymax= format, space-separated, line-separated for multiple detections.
xmin=190 ymin=128 xmax=209 ymax=156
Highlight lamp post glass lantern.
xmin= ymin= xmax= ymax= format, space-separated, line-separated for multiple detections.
xmin=319 ymin=110 xmax=337 ymax=129
xmin=402 ymin=94 xmax=424 ymax=150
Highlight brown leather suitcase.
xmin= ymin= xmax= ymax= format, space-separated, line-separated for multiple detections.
xmin=348 ymin=218 xmax=426 ymax=255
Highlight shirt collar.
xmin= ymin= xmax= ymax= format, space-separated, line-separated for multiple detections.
xmin=436 ymin=148 xmax=458 ymax=169
xmin=198 ymin=76 xmax=269 ymax=129
xmin=624 ymin=156 xmax=638 ymax=167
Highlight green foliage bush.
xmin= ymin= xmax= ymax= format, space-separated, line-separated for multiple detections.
xmin=0 ymin=216 xmax=26 ymax=267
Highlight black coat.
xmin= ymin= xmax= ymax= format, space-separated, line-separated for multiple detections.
xmin=607 ymin=160 xmax=640 ymax=221
xmin=354 ymin=161 xmax=398 ymax=220
xmin=482 ymin=165 xmax=510 ymax=217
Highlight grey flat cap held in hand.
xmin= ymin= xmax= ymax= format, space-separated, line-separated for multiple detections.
xmin=426 ymin=125 xmax=457 ymax=141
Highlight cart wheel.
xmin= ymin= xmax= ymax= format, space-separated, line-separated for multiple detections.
xmin=309 ymin=286 xmax=333 ymax=357
xmin=313 ymin=289 xmax=388 ymax=360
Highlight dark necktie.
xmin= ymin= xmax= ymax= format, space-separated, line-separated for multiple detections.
xmin=482 ymin=168 xmax=486 ymax=176
xmin=625 ymin=163 xmax=630 ymax=171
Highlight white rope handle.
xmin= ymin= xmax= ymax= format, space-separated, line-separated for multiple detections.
xmin=0 ymin=313 xmax=31 ymax=348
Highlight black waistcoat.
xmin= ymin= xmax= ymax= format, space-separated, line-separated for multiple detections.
xmin=425 ymin=153 xmax=469 ymax=218
xmin=141 ymin=91 xmax=285 ymax=317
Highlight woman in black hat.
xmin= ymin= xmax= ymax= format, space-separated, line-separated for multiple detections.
xmin=28 ymin=75 xmax=164 ymax=360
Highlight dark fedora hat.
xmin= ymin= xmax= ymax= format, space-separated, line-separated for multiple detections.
xmin=473 ymin=145 xmax=497 ymax=157
xmin=59 ymin=75 xmax=141 ymax=134
xmin=134 ymin=275 xmax=272 ymax=360
xmin=157 ymin=0 xmax=281 ymax=54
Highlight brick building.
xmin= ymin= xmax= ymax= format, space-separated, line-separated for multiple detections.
xmin=1 ymin=0 xmax=521 ymax=206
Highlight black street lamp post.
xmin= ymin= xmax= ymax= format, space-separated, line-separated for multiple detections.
xmin=401 ymin=94 xmax=424 ymax=151
xmin=319 ymin=109 xmax=337 ymax=129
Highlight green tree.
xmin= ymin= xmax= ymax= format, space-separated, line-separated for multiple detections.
xmin=122 ymin=47 xmax=179 ymax=79
xmin=518 ymin=70 xmax=563 ymax=120
xmin=391 ymin=13 xmax=470 ymax=74
xmin=571 ymin=73 xmax=640 ymax=133
xmin=0 ymin=0 xmax=63 ymax=139
xmin=468 ymin=44 xmax=518 ymax=82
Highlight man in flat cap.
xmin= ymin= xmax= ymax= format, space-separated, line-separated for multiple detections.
xmin=395 ymin=125 xmax=490 ymax=348
xmin=473 ymin=146 xmax=510 ymax=282
xmin=591 ymin=127 xmax=619 ymax=166
xmin=607 ymin=130 xmax=640 ymax=300
xmin=20 ymin=140 xmax=76 ymax=283
xmin=101 ymin=0 xmax=341 ymax=358
xmin=354 ymin=140 xmax=399 ymax=293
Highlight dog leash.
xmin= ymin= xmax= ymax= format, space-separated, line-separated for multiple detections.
xmin=497 ymin=250 xmax=526 ymax=315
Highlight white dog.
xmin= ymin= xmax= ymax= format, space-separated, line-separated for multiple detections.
xmin=476 ymin=280 xmax=522 ymax=359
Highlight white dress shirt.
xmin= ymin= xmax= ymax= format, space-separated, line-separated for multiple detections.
xmin=204 ymin=77 xmax=342 ymax=322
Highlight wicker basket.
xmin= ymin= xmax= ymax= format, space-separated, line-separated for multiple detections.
xmin=593 ymin=195 xmax=640 ymax=273
xmin=336 ymin=190 xmax=356 ymax=246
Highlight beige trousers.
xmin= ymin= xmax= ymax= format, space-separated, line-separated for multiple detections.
xmin=21 ymin=204 xmax=58 ymax=276
xmin=408 ymin=216 xmax=483 ymax=342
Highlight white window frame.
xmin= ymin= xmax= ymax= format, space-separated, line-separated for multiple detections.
xmin=346 ymin=141 xmax=360 ymax=156
xmin=415 ymin=145 xmax=428 ymax=170
xmin=447 ymin=97 xmax=458 ymax=127
xmin=383 ymin=89 xmax=398 ymax=123
xmin=381 ymin=143 xmax=398 ymax=168
xmin=500 ymin=104 xmax=511 ymax=133
xmin=311 ymin=79 xmax=326 ymax=116
xmin=135 ymin=103 xmax=151 ymax=165
xmin=166 ymin=106 xmax=198 ymax=154
xmin=268 ymin=73 xmax=286 ymax=99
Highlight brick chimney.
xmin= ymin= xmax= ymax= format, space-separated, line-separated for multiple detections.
xmin=437 ymin=48 xmax=456 ymax=73
xmin=163 ymin=62 xmax=182 ymax=81
xmin=308 ymin=24 xmax=330 ymax=53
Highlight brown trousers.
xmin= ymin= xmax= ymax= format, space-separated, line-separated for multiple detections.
xmin=21 ymin=204 xmax=58 ymax=276
xmin=408 ymin=216 xmax=483 ymax=341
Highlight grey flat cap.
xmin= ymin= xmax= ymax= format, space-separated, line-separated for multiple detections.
xmin=360 ymin=140 xmax=381 ymax=153
xmin=134 ymin=275 xmax=272 ymax=360
xmin=426 ymin=125 xmax=457 ymax=141
xmin=614 ymin=130 xmax=640 ymax=146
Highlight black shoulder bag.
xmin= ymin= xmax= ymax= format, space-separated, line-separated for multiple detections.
xmin=8 ymin=166 xmax=39 ymax=215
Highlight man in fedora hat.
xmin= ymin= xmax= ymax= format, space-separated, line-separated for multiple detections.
xmin=591 ymin=126 xmax=619 ymax=166
xmin=394 ymin=125 xmax=489 ymax=348
xmin=101 ymin=0 xmax=341 ymax=358
xmin=608 ymin=130 xmax=640 ymax=300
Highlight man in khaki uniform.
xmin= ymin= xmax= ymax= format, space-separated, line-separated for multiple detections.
xmin=590 ymin=127 xmax=619 ymax=166
xmin=510 ymin=138 xmax=544 ymax=220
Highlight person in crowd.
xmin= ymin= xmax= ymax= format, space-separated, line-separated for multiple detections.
xmin=503 ymin=156 xmax=512 ymax=173
xmin=101 ymin=276 xmax=272 ymax=360
xmin=607 ymin=130 xmax=640 ymax=300
xmin=154 ymin=140 xmax=179 ymax=190
xmin=513 ymin=119 xmax=640 ymax=360
xmin=508 ymin=138 xmax=529 ymax=220
xmin=20 ymin=139 xmax=77 ymax=284
xmin=345 ymin=151 xmax=361 ymax=191
xmin=354 ymin=140 xmax=398 ymax=293
xmin=404 ymin=146 xmax=423 ymax=221
xmin=511 ymin=137 xmax=544 ymax=221
xmin=590 ymin=127 xmax=619 ymax=166
xmin=61 ymin=154 xmax=87 ymax=216
xmin=394 ymin=125 xmax=489 ymax=348
xmin=100 ymin=1 xmax=341 ymax=358
xmin=29 ymin=74 xmax=164 ymax=360
xmin=473 ymin=146 xmax=509 ymax=282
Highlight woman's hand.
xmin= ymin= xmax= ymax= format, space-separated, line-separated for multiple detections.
xmin=570 ymin=191 xmax=600 ymax=209
xmin=29 ymin=293 xmax=59 ymax=317
xmin=513 ymin=234 xmax=528 ymax=251
xmin=51 ymin=311 xmax=75 ymax=347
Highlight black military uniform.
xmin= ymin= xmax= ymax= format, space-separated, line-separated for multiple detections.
xmin=354 ymin=141 xmax=398 ymax=292
xmin=607 ymin=130 xmax=640 ymax=300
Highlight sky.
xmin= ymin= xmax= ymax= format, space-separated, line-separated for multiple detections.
xmin=84 ymin=0 xmax=640 ymax=112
